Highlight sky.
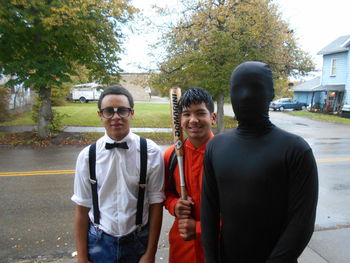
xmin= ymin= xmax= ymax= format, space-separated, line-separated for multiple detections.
xmin=119 ymin=0 xmax=350 ymax=77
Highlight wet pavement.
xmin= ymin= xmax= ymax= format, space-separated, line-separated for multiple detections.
xmin=1 ymin=103 xmax=350 ymax=263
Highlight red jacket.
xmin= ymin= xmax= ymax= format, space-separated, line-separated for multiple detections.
xmin=164 ymin=134 xmax=213 ymax=263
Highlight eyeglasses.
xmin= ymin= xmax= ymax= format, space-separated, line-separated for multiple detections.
xmin=100 ymin=106 xmax=132 ymax=119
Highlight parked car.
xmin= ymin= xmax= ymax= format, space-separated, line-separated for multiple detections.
xmin=341 ymin=104 xmax=350 ymax=118
xmin=269 ymin=98 xmax=307 ymax=111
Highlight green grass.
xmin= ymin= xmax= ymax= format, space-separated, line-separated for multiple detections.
xmin=74 ymin=132 xmax=174 ymax=144
xmin=286 ymin=111 xmax=350 ymax=125
xmin=0 ymin=102 xmax=237 ymax=128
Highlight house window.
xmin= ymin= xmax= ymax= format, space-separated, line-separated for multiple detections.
xmin=330 ymin=58 xmax=336 ymax=76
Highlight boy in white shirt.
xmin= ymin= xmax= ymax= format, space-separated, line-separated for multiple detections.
xmin=72 ymin=85 xmax=164 ymax=263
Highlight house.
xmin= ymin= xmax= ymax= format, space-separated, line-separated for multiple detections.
xmin=291 ymin=35 xmax=350 ymax=112
xmin=120 ymin=73 xmax=152 ymax=101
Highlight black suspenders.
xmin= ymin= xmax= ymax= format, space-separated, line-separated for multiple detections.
xmin=136 ymin=136 xmax=147 ymax=231
xmin=88 ymin=142 xmax=99 ymax=225
xmin=88 ymin=137 xmax=148 ymax=230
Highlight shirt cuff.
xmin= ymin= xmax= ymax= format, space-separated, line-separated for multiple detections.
xmin=148 ymin=192 xmax=165 ymax=204
xmin=168 ymin=198 xmax=178 ymax=216
xmin=71 ymin=194 xmax=92 ymax=208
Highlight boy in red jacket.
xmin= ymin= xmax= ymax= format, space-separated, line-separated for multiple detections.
xmin=164 ymin=87 xmax=216 ymax=263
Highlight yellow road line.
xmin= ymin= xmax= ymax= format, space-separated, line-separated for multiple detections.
xmin=0 ymin=170 xmax=75 ymax=177
xmin=317 ymin=157 xmax=350 ymax=163
xmin=1 ymin=157 xmax=350 ymax=177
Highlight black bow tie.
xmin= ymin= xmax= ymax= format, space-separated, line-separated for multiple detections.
xmin=105 ymin=142 xmax=129 ymax=150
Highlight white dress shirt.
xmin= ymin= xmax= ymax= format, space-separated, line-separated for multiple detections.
xmin=71 ymin=132 xmax=165 ymax=237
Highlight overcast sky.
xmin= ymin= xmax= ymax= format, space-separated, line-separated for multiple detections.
xmin=119 ymin=0 xmax=350 ymax=75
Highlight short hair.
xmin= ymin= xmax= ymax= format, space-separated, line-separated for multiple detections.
xmin=178 ymin=87 xmax=214 ymax=113
xmin=98 ymin=85 xmax=134 ymax=110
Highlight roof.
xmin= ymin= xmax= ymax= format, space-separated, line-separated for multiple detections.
xmin=317 ymin=84 xmax=345 ymax=92
xmin=73 ymin=82 xmax=101 ymax=88
xmin=291 ymin=77 xmax=345 ymax=92
xmin=317 ymin=35 xmax=350 ymax=55
xmin=290 ymin=77 xmax=321 ymax=92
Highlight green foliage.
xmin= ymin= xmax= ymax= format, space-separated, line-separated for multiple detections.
xmin=49 ymin=109 xmax=69 ymax=132
xmin=52 ymin=65 xmax=103 ymax=106
xmin=51 ymin=84 xmax=70 ymax=106
xmin=31 ymin=99 xmax=68 ymax=132
xmin=0 ymin=86 xmax=10 ymax=121
xmin=274 ymin=78 xmax=294 ymax=99
xmin=0 ymin=0 xmax=137 ymax=136
xmin=151 ymin=0 xmax=315 ymax=98
xmin=0 ymin=0 xmax=137 ymax=86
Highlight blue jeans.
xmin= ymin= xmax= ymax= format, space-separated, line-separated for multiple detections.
xmin=88 ymin=223 xmax=149 ymax=263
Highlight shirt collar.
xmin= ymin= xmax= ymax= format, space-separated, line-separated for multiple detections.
xmin=104 ymin=131 xmax=133 ymax=145
xmin=186 ymin=132 xmax=214 ymax=152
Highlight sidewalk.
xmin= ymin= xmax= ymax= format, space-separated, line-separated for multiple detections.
xmin=0 ymin=125 xmax=172 ymax=133
xmin=299 ymin=227 xmax=350 ymax=263
xmin=12 ymin=226 xmax=350 ymax=263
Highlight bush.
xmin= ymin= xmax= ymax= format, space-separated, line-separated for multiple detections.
xmin=51 ymin=84 xmax=70 ymax=106
xmin=32 ymin=99 xmax=68 ymax=133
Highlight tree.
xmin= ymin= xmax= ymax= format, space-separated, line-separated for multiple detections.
xmin=0 ymin=0 xmax=136 ymax=137
xmin=52 ymin=65 xmax=93 ymax=106
xmin=150 ymin=0 xmax=314 ymax=133
xmin=0 ymin=85 xmax=10 ymax=121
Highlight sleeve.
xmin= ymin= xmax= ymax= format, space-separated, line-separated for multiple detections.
xmin=201 ymin=142 xmax=221 ymax=263
xmin=163 ymin=146 xmax=179 ymax=216
xmin=267 ymin=147 xmax=319 ymax=262
xmin=196 ymin=221 xmax=201 ymax=235
xmin=146 ymin=140 xmax=165 ymax=204
xmin=71 ymin=146 xmax=93 ymax=208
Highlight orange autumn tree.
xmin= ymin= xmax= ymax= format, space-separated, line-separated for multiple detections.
xmin=151 ymin=0 xmax=314 ymax=133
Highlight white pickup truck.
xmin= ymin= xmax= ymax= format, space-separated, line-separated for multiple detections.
xmin=71 ymin=83 xmax=103 ymax=103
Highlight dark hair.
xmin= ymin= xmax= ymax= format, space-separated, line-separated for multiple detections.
xmin=178 ymin=87 xmax=214 ymax=113
xmin=98 ymin=85 xmax=134 ymax=110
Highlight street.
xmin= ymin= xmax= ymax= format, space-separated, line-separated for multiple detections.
xmin=0 ymin=111 xmax=350 ymax=262
xmin=269 ymin=112 xmax=350 ymax=229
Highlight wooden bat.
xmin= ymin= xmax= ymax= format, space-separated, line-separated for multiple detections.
xmin=169 ymin=87 xmax=186 ymax=200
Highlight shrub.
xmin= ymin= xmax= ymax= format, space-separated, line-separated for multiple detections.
xmin=32 ymin=99 xmax=68 ymax=133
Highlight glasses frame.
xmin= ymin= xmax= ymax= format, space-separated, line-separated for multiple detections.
xmin=100 ymin=106 xmax=133 ymax=119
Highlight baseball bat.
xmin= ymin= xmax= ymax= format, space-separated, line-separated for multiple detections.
xmin=169 ymin=87 xmax=186 ymax=200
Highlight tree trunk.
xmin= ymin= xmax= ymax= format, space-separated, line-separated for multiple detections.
xmin=37 ymin=86 xmax=53 ymax=138
xmin=216 ymin=92 xmax=225 ymax=134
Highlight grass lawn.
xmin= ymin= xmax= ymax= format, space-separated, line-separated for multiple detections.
xmin=0 ymin=102 xmax=169 ymax=127
xmin=0 ymin=102 xmax=236 ymax=146
xmin=0 ymin=102 xmax=237 ymax=128
xmin=4 ymin=104 xmax=350 ymax=147
xmin=286 ymin=111 xmax=350 ymax=125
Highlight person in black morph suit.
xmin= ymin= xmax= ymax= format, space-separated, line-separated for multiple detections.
xmin=201 ymin=61 xmax=318 ymax=263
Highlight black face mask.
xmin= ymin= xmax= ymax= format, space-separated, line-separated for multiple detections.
xmin=230 ymin=61 xmax=274 ymax=127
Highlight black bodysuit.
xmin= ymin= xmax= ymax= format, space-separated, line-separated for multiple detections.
xmin=201 ymin=62 xmax=318 ymax=263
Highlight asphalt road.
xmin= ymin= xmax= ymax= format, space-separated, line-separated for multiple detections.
xmin=0 ymin=111 xmax=350 ymax=262
xmin=268 ymin=112 xmax=350 ymax=229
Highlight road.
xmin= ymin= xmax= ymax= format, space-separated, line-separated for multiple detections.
xmin=268 ymin=112 xmax=350 ymax=229
xmin=224 ymin=107 xmax=350 ymax=229
xmin=0 ymin=110 xmax=350 ymax=262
